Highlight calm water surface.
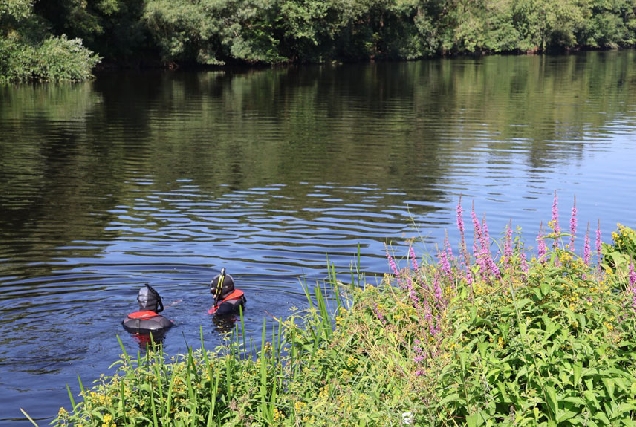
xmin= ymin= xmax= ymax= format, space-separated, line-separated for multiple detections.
xmin=1 ymin=51 xmax=636 ymax=425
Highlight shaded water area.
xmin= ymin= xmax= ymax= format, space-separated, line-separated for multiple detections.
xmin=1 ymin=51 xmax=636 ymax=425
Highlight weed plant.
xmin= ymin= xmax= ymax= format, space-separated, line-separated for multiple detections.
xmin=51 ymin=195 xmax=636 ymax=426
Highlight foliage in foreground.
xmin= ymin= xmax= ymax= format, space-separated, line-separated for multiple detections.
xmin=51 ymin=195 xmax=636 ymax=426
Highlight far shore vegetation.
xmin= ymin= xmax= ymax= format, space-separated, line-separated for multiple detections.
xmin=2 ymin=0 xmax=636 ymax=82
xmin=41 ymin=194 xmax=636 ymax=426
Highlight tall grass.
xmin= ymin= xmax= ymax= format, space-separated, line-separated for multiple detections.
xmin=52 ymin=195 xmax=636 ymax=426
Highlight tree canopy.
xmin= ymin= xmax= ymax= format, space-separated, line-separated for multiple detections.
xmin=1 ymin=0 xmax=635 ymax=81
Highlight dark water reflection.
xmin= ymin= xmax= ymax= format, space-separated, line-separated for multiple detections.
xmin=1 ymin=51 xmax=636 ymax=425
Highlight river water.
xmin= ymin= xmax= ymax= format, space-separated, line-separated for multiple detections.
xmin=1 ymin=51 xmax=635 ymax=425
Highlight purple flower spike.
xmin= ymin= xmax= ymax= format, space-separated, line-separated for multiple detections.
xmin=471 ymin=203 xmax=482 ymax=258
xmin=552 ymin=191 xmax=560 ymax=231
xmin=596 ymin=220 xmax=602 ymax=267
xmin=409 ymin=246 xmax=419 ymax=271
xmin=552 ymin=191 xmax=560 ymax=247
xmin=457 ymin=196 xmax=468 ymax=262
xmin=445 ymin=233 xmax=454 ymax=261
xmin=537 ymin=222 xmax=547 ymax=262
xmin=520 ymin=252 xmax=528 ymax=272
xmin=570 ymin=197 xmax=577 ymax=251
xmin=456 ymin=197 xmax=464 ymax=235
xmin=629 ymin=262 xmax=636 ymax=311
xmin=433 ymin=272 xmax=443 ymax=302
xmin=373 ymin=304 xmax=385 ymax=323
xmin=583 ymin=223 xmax=591 ymax=266
xmin=504 ymin=223 xmax=513 ymax=263
xmin=386 ymin=246 xmax=399 ymax=276
xmin=438 ymin=248 xmax=452 ymax=279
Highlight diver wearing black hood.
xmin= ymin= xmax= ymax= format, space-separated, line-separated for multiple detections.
xmin=208 ymin=268 xmax=246 ymax=315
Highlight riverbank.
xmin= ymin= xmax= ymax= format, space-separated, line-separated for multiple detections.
xmin=49 ymin=196 xmax=636 ymax=426
xmin=4 ymin=0 xmax=636 ymax=83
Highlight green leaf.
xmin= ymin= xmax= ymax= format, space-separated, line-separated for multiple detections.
xmin=439 ymin=393 xmax=463 ymax=406
xmin=497 ymin=382 xmax=511 ymax=402
xmin=602 ymin=378 xmax=615 ymax=398
xmin=561 ymin=396 xmax=585 ymax=406
xmin=573 ymin=363 xmax=582 ymax=386
xmin=616 ymin=402 xmax=636 ymax=415
xmin=466 ymin=412 xmax=485 ymax=427
xmin=557 ymin=409 xmax=579 ymax=423
xmin=539 ymin=281 xmax=551 ymax=297
xmin=583 ymin=390 xmax=600 ymax=410
xmin=593 ymin=411 xmax=611 ymax=424
xmin=543 ymin=315 xmax=557 ymax=336
xmin=545 ymin=385 xmax=558 ymax=421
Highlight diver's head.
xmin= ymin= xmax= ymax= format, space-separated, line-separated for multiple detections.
xmin=138 ymin=284 xmax=164 ymax=313
xmin=210 ymin=268 xmax=235 ymax=301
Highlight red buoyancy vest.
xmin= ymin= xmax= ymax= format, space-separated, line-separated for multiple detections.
xmin=122 ymin=310 xmax=173 ymax=333
xmin=127 ymin=310 xmax=159 ymax=320
xmin=208 ymin=289 xmax=245 ymax=315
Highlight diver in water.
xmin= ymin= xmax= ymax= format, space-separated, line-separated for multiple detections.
xmin=208 ymin=268 xmax=246 ymax=316
xmin=122 ymin=283 xmax=174 ymax=334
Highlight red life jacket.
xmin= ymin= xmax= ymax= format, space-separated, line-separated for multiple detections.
xmin=127 ymin=310 xmax=159 ymax=320
xmin=208 ymin=289 xmax=245 ymax=315
xmin=122 ymin=310 xmax=173 ymax=333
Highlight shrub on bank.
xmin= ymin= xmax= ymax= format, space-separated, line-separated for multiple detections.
xmin=51 ymin=196 xmax=636 ymax=426
xmin=0 ymin=36 xmax=100 ymax=83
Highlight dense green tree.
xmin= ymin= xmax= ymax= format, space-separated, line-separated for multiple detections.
xmin=277 ymin=0 xmax=351 ymax=62
xmin=143 ymin=0 xmax=286 ymax=65
xmin=33 ymin=0 xmax=148 ymax=60
xmin=576 ymin=0 xmax=636 ymax=48
xmin=511 ymin=0 xmax=592 ymax=52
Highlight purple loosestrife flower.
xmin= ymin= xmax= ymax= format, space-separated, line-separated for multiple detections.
xmin=488 ymin=256 xmax=501 ymax=279
xmin=457 ymin=197 xmax=468 ymax=262
xmin=438 ymin=247 xmax=452 ymax=279
xmin=445 ymin=232 xmax=454 ymax=261
xmin=443 ymin=234 xmax=456 ymax=283
xmin=570 ymin=197 xmax=577 ymax=251
xmin=481 ymin=216 xmax=501 ymax=278
xmin=503 ymin=223 xmax=513 ymax=266
xmin=472 ymin=212 xmax=490 ymax=280
xmin=471 ymin=203 xmax=482 ymax=258
xmin=537 ymin=222 xmax=547 ymax=262
xmin=409 ymin=246 xmax=419 ymax=271
xmin=464 ymin=269 xmax=474 ymax=288
xmin=373 ymin=304 xmax=385 ymax=324
xmin=520 ymin=252 xmax=529 ymax=273
xmin=404 ymin=276 xmax=421 ymax=310
xmin=552 ymin=191 xmax=560 ymax=247
xmin=629 ymin=262 xmax=636 ymax=311
xmin=596 ymin=220 xmax=602 ymax=268
xmin=433 ymin=271 xmax=443 ymax=302
xmin=386 ymin=246 xmax=399 ymax=276
xmin=413 ymin=339 xmax=426 ymax=363
xmin=583 ymin=223 xmax=591 ymax=266
xmin=422 ymin=297 xmax=435 ymax=335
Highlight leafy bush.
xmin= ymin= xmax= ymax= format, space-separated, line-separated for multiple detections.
xmin=435 ymin=248 xmax=636 ymax=425
xmin=0 ymin=35 xmax=100 ymax=83
xmin=602 ymin=224 xmax=636 ymax=273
